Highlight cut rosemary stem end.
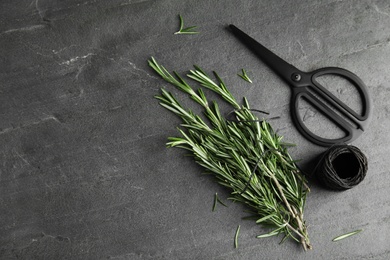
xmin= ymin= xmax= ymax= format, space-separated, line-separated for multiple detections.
xmin=149 ymin=57 xmax=311 ymax=250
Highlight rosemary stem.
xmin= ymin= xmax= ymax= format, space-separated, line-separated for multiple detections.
xmin=266 ymin=168 xmax=296 ymax=218
xmin=286 ymin=223 xmax=305 ymax=239
xmin=267 ymin=166 xmax=311 ymax=250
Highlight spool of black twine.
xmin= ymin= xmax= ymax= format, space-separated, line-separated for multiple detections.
xmin=315 ymin=145 xmax=368 ymax=190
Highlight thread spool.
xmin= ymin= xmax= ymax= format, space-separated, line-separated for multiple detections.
xmin=316 ymin=145 xmax=368 ymax=190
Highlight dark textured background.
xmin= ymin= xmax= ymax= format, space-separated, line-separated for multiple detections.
xmin=1 ymin=0 xmax=389 ymax=259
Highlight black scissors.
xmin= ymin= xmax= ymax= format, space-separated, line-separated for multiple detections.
xmin=229 ymin=24 xmax=371 ymax=147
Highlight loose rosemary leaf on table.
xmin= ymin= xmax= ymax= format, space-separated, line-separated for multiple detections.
xmin=148 ymin=57 xmax=312 ymax=250
xmin=332 ymin=229 xmax=363 ymax=241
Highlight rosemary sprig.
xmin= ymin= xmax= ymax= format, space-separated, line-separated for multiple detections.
xmin=174 ymin=14 xmax=199 ymax=35
xmin=238 ymin=69 xmax=253 ymax=83
xmin=148 ymin=57 xmax=312 ymax=250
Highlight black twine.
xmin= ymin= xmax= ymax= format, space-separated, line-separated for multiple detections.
xmin=226 ymin=108 xmax=280 ymax=195
xmin=225 ymin=108 xmax=280 ymax=123
xmin=315 ymin=144 xmax=368 ymax=190
xmin=240 ymin=155 xmax=262 ymax=195
xmin=240 ymin=150 xmax=272 ymax=195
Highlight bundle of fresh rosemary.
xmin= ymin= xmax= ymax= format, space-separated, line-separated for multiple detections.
xmin=149 ymin=57 xmax=312 ymax=250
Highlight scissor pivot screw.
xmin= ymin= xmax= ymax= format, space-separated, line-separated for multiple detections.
xmin=291 ymin=73 xmax=301 ymax=82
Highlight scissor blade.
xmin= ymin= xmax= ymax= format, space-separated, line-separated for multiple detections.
xmin=229 ymin=24 xmax=301 ymax=85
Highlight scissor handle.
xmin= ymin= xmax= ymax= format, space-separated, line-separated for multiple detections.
xmin=290 ymin=67 xmax=371 ymax=146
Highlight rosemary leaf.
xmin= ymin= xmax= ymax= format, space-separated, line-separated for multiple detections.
xmin=332 ymin=229 xmax=363 ymax=241
xmin=234 ymin=225 xmax=241 ymax=248
xmin=256 ymin=226 xmax=284 ymax=238
xmin=212 ymin=193 xmax=218 ymax=211
xmin=256 ymin=214 xmax=275 ymax=224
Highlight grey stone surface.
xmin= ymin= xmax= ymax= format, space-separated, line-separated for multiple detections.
xmin=1 ymin=0 xmax=389 ymax=259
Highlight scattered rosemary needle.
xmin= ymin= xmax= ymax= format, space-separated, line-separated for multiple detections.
xmin=213 ymin=193 xmax=228 ymax=211
xmin=149 ymin=57 xmax=311 ymax=250
xmin=238 ymin=69 xmax=252 ymax=83
xmin=332 ymin=229 xmax=363 ymax=242
xmin=235 ymin=225 xmax=241 ymax=248
xmin=217 ymin=194 xmax=227 ymax=207
xmin=212 ymin=193 xmax=218 ymax=211
xmin=174 ymin=14 xmax=199 ymax=35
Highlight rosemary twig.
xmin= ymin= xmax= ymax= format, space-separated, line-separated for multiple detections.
xmin=149 ymin=57 xmax=311 ymax=250
xmin=238 ymin=69 xmax=252 ymax=83
xmin=174 ymin=14 xmax=199 ymax=35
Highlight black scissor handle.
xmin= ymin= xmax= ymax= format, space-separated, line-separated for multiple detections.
xmin=228 ymin=24 xmax=371 ymax=146
xmin=291 ymin=67 xmax=371 ymax=146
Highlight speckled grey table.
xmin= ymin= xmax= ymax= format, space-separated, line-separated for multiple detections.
xmin=1 ymin=0 xmax=389 ymax=259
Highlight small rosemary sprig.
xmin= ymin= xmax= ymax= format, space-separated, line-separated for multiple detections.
xmin=174 ymin=14 xmax=199 ymax=35
xmin=148 ymin=57 xmax=311 ymax=250
xmin=238 ymin=69 xmax=253 ymax=83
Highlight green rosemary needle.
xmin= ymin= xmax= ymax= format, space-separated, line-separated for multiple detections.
xmin=217 ymin=194 xmax=228 ymax=208
xmin=332 ymin=229 xmax=363 ymax=241
xmin=212 ymin=193 xmax=218 ymax=211
xmin=213 ymin=192 xmax=228 ymax=211
xmin=149 ymin=57 xmax=311 ymax=250
xmin=174 ymin=14 xmax=199 ymax=35
xmin=234 ymin=225 xmax=241 ymax=248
